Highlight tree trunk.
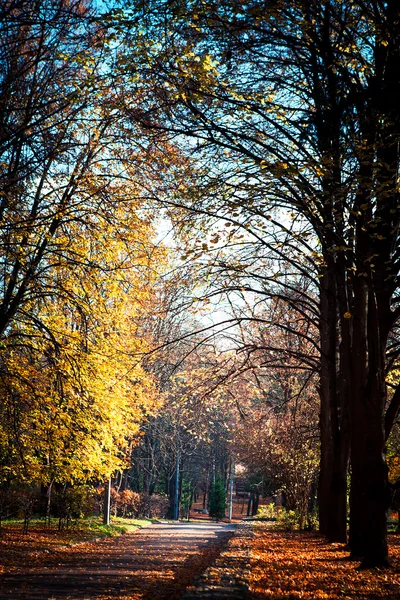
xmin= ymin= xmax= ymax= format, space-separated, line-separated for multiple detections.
xmin=319 ymin=266 xmax=348 ymax=542
xmin=247 ymin=493 xmax=253 ymax=517
xmin=319 ymin=270 xmax=334 ymax=537
xmin=350 ymin=280 xmax=389 ymax=566
xmin=252 ymin=492 xmax=260 ymax=517
xmin=173 ymin=451 xmax=180 ymax=520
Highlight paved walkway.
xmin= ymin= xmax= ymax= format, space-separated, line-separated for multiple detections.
xmin=0 ymin=522 xmax=236 ymax=600
xmin=182 ymin=522 xmax=253 ymax=599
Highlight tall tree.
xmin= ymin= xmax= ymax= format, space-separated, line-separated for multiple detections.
xmin=115 ymin=0 xmax=400 ymax=565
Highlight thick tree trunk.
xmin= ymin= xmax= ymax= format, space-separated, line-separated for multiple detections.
xmin=318 ymin=270 xmax=335 ymax=537
xmin=329 ymin=431 xmax=349 ymax=543
xmin=319 ymin=266 xmax=348 ymax=542
xmin=361 ymin=292 xmax=389 ymax=567
xmin=350 ymin=281 xmax=389 ymax=566
xmin=349 ymin=276 xmax=368 ymax=558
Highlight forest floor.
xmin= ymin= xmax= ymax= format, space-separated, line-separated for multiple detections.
xmin=243 ymin=521 xmax=400 ymax=599
xmin=0 ymin=521 xmax=237 ymax=599
xmin=2 ymin=513 xmax=400 ymax=599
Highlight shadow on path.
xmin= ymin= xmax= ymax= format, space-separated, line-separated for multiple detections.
xmin=0 ymin=522 xmax=236 ymax=600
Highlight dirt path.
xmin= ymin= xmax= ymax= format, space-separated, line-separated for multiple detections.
xmin=0 ymin=522 xmax=237 ymax=600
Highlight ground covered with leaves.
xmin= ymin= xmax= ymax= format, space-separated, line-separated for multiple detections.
xmin=0 ymin=521 xmax=235 ymax=599
xmin=247 ymin=522 xmax=400 ymax=599
xmin=0 ymin=517 xmax=149 ymax=572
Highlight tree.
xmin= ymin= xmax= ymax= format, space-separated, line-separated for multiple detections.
xmin=0 ymin=0 xmax=102 ymax=336
xmin=0 ymin=183 xmax=163 ymax=489
xmin=208 ymin=478 xmax=226 ymax=521
xmin=114 ymin=0 xmax=400 ymax=566
xmin=0 ymin=0 xmax=179 ymax=503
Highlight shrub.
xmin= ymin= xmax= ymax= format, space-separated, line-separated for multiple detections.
xmin=119 ymin=489 xmax=140 ymax=517
xmin=15 ymin=487 xmax=40 ymax=533
xmin=52 ymin=485 xmax=95 ymax=529
xmin=257 ymin=503 xmax=277 ymax=521
xmin=276 ymin=508 xmax=300 ymax=532
xmin=0 ymin=488 xmax=17 ymax=526
xmin=137 ymin=493 xmax=168 ymax=519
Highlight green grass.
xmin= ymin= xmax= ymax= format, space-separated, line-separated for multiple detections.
xmin=79 ymin=516 xmax=153 ymax=537
xmin=0 ymin=514 xmax=153 ymax=544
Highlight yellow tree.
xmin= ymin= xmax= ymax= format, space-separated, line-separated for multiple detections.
xmin=0 ymin=171 xmax=165 ymax=493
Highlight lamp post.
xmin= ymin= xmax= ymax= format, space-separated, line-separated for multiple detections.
xmin=103 ymin=476 xmax=111 ymax=525
xmin=228 ymin=453 xmax=235 ymax=522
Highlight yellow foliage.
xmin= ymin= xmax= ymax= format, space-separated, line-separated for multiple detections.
xmin=0 ymin=178 xmax=165 ymax=486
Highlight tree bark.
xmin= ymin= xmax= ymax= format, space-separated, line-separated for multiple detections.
xmin=349 ymin=278 xmax=389 ymax=566
xmin=319 ymin=265 xmax=348 ymax=542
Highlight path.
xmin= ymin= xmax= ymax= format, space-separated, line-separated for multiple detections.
xmin=0 ymin=522 xmax=236 ymax=600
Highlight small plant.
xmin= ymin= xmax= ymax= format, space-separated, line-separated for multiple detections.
xmin=276 ymin=508 xmax=300 ymax=532
xmin=305 ymin=508 xmax=319 ymax=531
xmin=53 ymin=485 xmax=94 ymax=530
xmin=257 ymin=503 xmax=277 ymax=521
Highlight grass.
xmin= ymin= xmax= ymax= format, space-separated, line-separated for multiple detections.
xmin=82 ymin=515 xmax=153 ymax=537
xmin=1 ymin=514 xmax=151 ymax=536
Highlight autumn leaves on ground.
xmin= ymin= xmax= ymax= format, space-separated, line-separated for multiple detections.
xmin=0 ymin=521 xmax=236 ymax=600
xmin=248 ymin=523 xmax=400 ymax=600
xmin=1 ymin=516 xmax=400 ymax=599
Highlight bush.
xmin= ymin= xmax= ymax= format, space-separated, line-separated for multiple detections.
xmin=52 ymin=485 xmax=95 ymax=529
xmin=276 ymin=508 xmax=300 ymax=532
xmin=136 ymin=494 xmax=168 ymax=519
xmin=305 ymin=508 xmax=319 ymax=532
xmin=15 ymin=487 xmax=40 ymax=533
xmin=110 ymin=487 xmax=120 ymax=517
xmin=257 ymin=503 xmax=277 ymax=521
xmin=94 ymin=486 xmax=168 ymax=520
xmin=0 ymin=488 xmax=17 ymax=526
xmin=119 ymin=490 xmax=140 ymax=517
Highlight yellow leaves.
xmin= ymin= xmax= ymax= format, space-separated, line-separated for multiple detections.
xmin=200 ymin=54 xmax=219 ymax=75
xmin=0 ymin=173 xmax=166 ymax=486
xmin=389 ymin=456 xmax=400 ymax=484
